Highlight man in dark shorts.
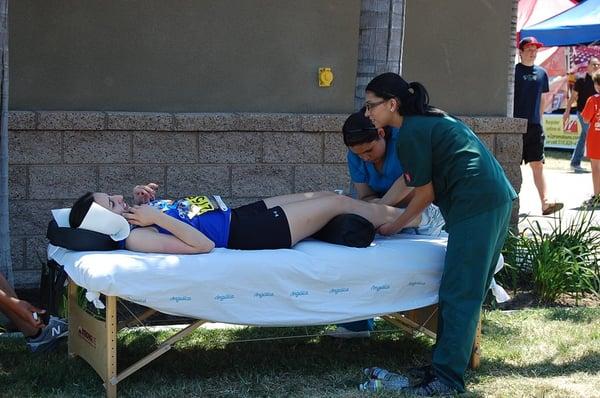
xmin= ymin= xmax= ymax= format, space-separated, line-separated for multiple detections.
xmin=513 ymin=36 xmax=563 ymax=215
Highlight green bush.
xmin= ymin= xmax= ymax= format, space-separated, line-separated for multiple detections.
xmin=500 ymin=211 xmax=600 ymax=304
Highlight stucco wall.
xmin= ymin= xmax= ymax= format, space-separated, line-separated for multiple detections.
xmin=9 ymin=0 xmax=360 ymax=113
xmin=8 ymin=111 xmax=525 ymax=288
xmin=402 ymin=0 xmax=514 ymax=116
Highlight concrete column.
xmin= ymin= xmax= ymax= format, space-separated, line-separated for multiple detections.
xmin=507 ymin=0 xmax=518 ymax=117
xmin=354 ymin=0 xmax=405 ymax=110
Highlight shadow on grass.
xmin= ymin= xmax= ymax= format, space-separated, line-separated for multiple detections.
xmin=481 ymin=318 xmax=521 ymax=338
xmin=542 ymin=307 xmax=600 ymax=323
xmin=469 ymin=352 xmax=600 ymax=383
xmin=117 ymin=326 xmax=434 ymax=381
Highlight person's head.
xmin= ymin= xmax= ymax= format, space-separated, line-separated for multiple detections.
xmin=518 ymin=36 xmax=543 ymax=66
xmin=364 ymin=72 xmax=445 ymax=128
xmin=592 ymin=71 xmax=600 ymax=94
xmin=69 ymin=192 xmax=129 ymax=228
xmin=588 ymin=57 xmax=600 ymax=76
xmin=342 ymin=110 xmax=391 ymax=163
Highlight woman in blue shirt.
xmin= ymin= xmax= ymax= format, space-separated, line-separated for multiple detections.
xmin=345 ymin=110 xmax=413 ymax=207
xmin=330 ymin=111 xmax=445 ymax=338
xmin=343 ymin=110 xmax=444 ymax=235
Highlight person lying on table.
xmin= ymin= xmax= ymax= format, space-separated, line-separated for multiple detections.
xmin=68 ymin=185 xmax=433 ymax=254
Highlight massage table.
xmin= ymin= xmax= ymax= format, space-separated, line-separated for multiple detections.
xmin=48 ymin=233 xmax=501 ymax=398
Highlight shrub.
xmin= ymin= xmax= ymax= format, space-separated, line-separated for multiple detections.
xmin=500 ymin=210 xmax=600 ymax=304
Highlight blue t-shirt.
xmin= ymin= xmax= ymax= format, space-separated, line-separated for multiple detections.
xmin=513 ymin=63 xmax=549 ymax=125
xmin=148 ymin=196 xmax=231 ymax=248
xmin=347 ymin=128 xmax=404 ymax=195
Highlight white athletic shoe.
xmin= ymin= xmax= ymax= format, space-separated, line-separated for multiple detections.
xmin=326 ymin=325 xmax=371 ymax=338
xmin=417 ymin=205 xmax=446 ymax=237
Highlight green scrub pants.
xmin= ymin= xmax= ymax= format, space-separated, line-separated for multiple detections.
xmin=432 ymin=201 xmax=513 ymax=392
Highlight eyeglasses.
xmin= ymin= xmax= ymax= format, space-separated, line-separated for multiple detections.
xmin=364 ymin=100 xmax=387 ymax=111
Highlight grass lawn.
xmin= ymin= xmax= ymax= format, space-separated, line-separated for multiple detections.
xmin=1 ymin=307 xmax=598 ymax=397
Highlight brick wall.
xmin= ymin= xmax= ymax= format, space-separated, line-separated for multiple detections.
xmin=8 ymin=111 xmax=526 ymax=287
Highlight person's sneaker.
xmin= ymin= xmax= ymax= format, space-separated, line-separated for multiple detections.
xmin=570 ymin=165 xmax=589 ymax=173
xmin=26 ymin=316 xmax=68 ymax=353
xmin=417 ymin=205 xmax=447 ymax=237
xmin=326 ymin=325 xmax=370 ymax=338
xmin=582 ymin=195 xmax=600 ymax=209
xmin=402 ymin=376 xmax=457 ymax=396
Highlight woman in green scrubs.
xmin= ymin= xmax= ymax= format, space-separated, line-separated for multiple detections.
xmin=364 ymin=72 xmax=516 ymax=396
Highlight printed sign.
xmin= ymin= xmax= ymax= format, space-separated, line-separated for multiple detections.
xmin=543 ymin=114 xmax=581 ymax=150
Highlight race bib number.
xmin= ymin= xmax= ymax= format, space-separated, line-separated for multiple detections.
xmin=184 ymin=195 xmax=217 ymax=218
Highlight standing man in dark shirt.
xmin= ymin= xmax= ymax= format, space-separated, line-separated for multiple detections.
xmin=514 ymin=36 xmax=563 ymax=215
xmin=563 ymin=57 xmax=600 ymax=173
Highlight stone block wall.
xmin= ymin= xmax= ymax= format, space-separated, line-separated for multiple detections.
xmin=8 ymin=111 xmax=526 ymax=287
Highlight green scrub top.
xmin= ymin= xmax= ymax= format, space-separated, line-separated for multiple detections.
xmin=396 ymin=115 xmax=517 ymax=227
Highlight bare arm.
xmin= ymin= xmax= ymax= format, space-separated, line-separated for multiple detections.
xmin=353 ymin=182 xmax=379 ymax=202
xmin=377 ymin=176 xmax=413 ymax=206
xmin=563 ymin=90 xmax=578 ymax=127
xmin=377 ymin=183 xmax=435 ymax=235
xmin=124 ymin=205 xmax=215 ymax=254
xmin=541 ymin=92 xmax=552 ymax=122
xmin=0 ymin=289 xmax=45 ymax=330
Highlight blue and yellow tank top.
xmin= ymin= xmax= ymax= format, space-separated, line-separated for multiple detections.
xmin=148 ymin=196 xmax=231 ymax=248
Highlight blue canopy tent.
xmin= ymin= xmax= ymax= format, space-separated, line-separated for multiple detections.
xmin=520 ymin=0 xmax=600 ymax=46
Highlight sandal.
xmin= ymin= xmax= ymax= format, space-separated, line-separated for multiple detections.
xmin=542 ymin=202 xmax=564 ymax=215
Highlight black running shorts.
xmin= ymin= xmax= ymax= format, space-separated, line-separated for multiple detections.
xmin=227 ymin=201 xmax=292 ymax=250
xmin=522 ymin=123 xmax=545 ymax=164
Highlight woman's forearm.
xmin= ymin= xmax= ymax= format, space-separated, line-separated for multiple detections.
xmin=153 ymin=212 xmax=215 ymax=251
xmin=379 ymin=176 xmax=412 ymax=206
xmin=386 ymin=183 xmax=434 ymax=232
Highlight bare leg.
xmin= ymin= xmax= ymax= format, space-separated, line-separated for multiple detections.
xmin=591 ymin=159 xmax=600 ymax=196
xmin=529 ymin=161 xmax=549 ymax=210
xmin=0 ymin=274 xmax=38 ymax=337
xmin=280 ymin=195 xmax=419 ymax=245
xmin=263 ymin=191 xmax=337 ymax=209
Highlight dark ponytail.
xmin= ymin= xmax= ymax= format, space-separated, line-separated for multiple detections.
xmin=365 ymin=73 xmax=447 ymax=118
xmin=69 ymin=191 xmax=95 ymax=228
xmin=403 ymin=82 xmax=446 ymax=117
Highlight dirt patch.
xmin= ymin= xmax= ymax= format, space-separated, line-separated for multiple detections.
xmin=497 ymin=290 xmax=600 ymax=310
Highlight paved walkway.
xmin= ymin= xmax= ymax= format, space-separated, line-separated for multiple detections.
xmin=518 ymin=165 xmax=599 ymax=232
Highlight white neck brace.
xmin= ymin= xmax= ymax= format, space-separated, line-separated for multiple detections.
xmin=52 ymin=202 xmax=130 ymax=241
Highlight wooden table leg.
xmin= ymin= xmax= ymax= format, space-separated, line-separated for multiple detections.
xmin=469 ymin=316 xmax=482 ymax=369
